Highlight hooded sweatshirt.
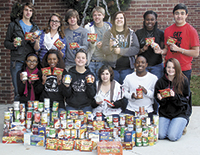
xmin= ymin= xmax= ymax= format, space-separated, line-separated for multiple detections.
xmin=63 ymin=66 xmax=96 ymax=109
xmin=154 ymin=74 xmax=190 ymax=122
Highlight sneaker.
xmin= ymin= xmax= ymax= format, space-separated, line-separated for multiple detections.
xmin=182 ymin=127 xmax=187 ymax=135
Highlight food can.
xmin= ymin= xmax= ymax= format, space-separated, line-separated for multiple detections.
xmin=120 ymin=126 xmax=125 ymax=138
xmin=26 ymin=119 xmax=32 ymax=129
xmin=86 ymin=74 xmax=93 ymax=83
xmin=78 ymin=129 xmax=85 ymax=139
xmin=136 ymin=88 xmax=143 ymax=99
xmin=46 ymin=126 xmax=50 ymax=138
xmin=136 ymin=127 xmax=142 ymax=138
xmin=4 ymin=120 xmax=10 ymax=129
xmin=60 ymin=111 xmax=66 ymax=120
xmin=106 ymin=115 xmax=113 ymax=125
xmin=44 ymin=98 xmax=50 ymax=108
xmin=54 ymin=118 xmax=60 ymax=129
xmin=136 ymin=137 xmax=142 ymax=146
xmin=64 ymin=129 xmax=71 ymax=139
xmin=113 ymin=117 xmax=119 ymax=127
xmin=142 ymin=126 xmax=149 ymax=137
xmin=139 ymin=106 xmax=145 ymax=115
xmin=41 ymin=112 xmax=48 ymax=126
xmin=51 ymin=111 xmax=58 ymax=122
xmin=74 ymin=119 xmax=81 ymax=129
xmin=4 ymin=111 xmax=10 ymax=120
xmin=34 ymin=112 xmax=40 ymax=123
xmin=71 ymin=129 xmax=77 ymax=139
xmin=119 ymin=114 xmax=126 ymax=126
xmin=113 ymin=127 xmax=118 ymax=138
xmin=14 ymin=110 xmax=20 ymax=120
xmin=125 ymin=114 xmax=134 ymax=126
xmin=20 ymin=103 xmax=25 ymax=112
xmin=96 ymin=112 xmax=102 ymax=121
xmin=148 ymin=125 xmax=154 ymax=137
xmin=64 ymin=74 xmax=71 ymax=85
xmin=26 ymin=111 xmax=32 ymax=120
xmin=60 ymin=119 xmax=66 ymax=129
xmin=148 ymin=136 xmax=154 ymax=146
xmin=27 ymin=101 xmax=33 ymax=108
xmin=78 ymin=110 xmax=84 ymax=116
xmin=135 ymin=117 xmax=142 ymax=128
xmin=15 ymin=37 xmax=22 ymax=46
xmin=22 ymin=71 xmax=28 ymax=81
xmin=57 ymin=128 xmax=64 ymax=139
xmin=67 ymin=119 xmax=74 ymax=129
xmin=38 ymin=102 xmax=44 ymax=112
xmin=128 ymin=124 xmax=134 ymax=131
xmin=32 ymin=124 xmax=39 ymax=135
xmin=33 ymin=100 xmax=39 ymax=111
xmin=20 ymin=112 xmax=25 ymax=120
xmin=145 ymin=117 xmax=151 ymax=126
xmin=52 ymin=101 xmax=59 ymax=111
xmin=20 ymin=119 xmax=25 ymax=126
xmin=49 ymin=128 xmax=56 ymax=138
xmin=13 ymin=101 xmax=20 ymax=111
xmin=142 ymin=137 xmax=148 ymax=146
xmin=69 ymin=110 xmax=78 ymax=119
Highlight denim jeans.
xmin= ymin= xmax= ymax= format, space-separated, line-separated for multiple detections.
xmin=146 ymin=63 xmax=164 ymax=79
xmin=66 ymin=105 xmax=92 ymax=113
xmin=159 ymin=117 xmax=187 ymax=141
xmin=10 ymin=60 xmax=23 ymax=101
xmin=182 ymin=69 xmax=192 ymax=85
xmin=124 ymin=109 xmax=155 ymax=122
xmin=88 ymin=61 xmax=104 ymax=80
xmin=114 ymin=68 xmax=134 ymax=85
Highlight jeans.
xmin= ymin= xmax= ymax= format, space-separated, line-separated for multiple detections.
xmin=159 ymin=117 xmax=187 ymax=141
xmin=146 ymin=63 xmax=164 ymax=79
xmin=114 ymin=68 xmax=134 ymax=85
xmin=88 ymin=61 xmax=104 ymax=80
xmin=124 ymin=109 xmax=155 ymax=122
xmin=182 ymin=69 xmax=191 ymax=85
xmin=10 ymin=60 xmax=23 ymax=101
xmin=66 ymin=105 xmax=92 ymax=113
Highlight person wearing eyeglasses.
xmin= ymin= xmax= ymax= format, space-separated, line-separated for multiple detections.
xmin=17 ymin=53 xmax=43 ymax=108
xmin=34 ymin=13 xmax=66 ymax=64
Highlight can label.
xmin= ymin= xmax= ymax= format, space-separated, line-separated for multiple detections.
xmin=26 ymin=111 xmax=32 ymax=120
xmin=60 ymin=111 xmax=66 ymax=120
xmin=120 ymin=114 xmax=125 ymax=126
xmin=51 ymin=111 xmax=58 ymax=122
xmin=33 ymin=101 xmax=39 ymax=111
xmin=78 ymin=129 xmax=85 ymax=139
xmin=26 ymin=119 xmax=32 ymax=129
xmin=64 ymin=74 xmax=71 ymax=85
xmin=57 ymin=128 xmax=64 ymax=139
xmin=32 ymin=124 xmax=39 ymax=135
xmin=136 ymin=88 xmax=143 ymax=99
xmin=20 ymin=112 xmax=25 ymax=120
xmin=106 ymin=115 xmax=113 ymax=124
xmin=54 ymin=118 xmax=60 ymax=129
xmin=136 ymin=127 xmax=142 ymax=138
xmin=49 ymin=128 xmax=56 ymax=138
xmin=13 ymin=101 xmax=20 ymax=110
xmin=113 ymin=117 xmax=119 ymax=127
xmin=136 ymin=137 xmax=142 ymax=146
xmin=14 ymin=110 xmax=20 ymax=120
xmin=41 ymin=112 xmax=48 ymax=126
xmin=15 ymin=37 xmax=22 ymax=46
xmin=126 ymin=114 xmax=134 ymax=125
xmin=20 ymin=103 xmax=25 ymax=112
xmin=22 ymin=72 xmax=28 ymax=81
xmin=74 ymin=119 xmax=81 ymax=129
xmin=34 ymin=112 xmax=40 ymax=123
xmin=71 ymin=129 xmax=77 ymax=139
xmin=44 ymin=98 xmax=50 ymax=108
xmin=64 ymin=129 xmax=71 ymax=139
xmin=27 ymin=101 xmax=33 ymax=108
xmin=69 ymin=110 xmax=78 ymax=119
xmin=38 ymin=102 xmax=44 ymax=112
xmin=52 ymin=101 xmax=59 ymax=111
xmin=67 ymin=119 xmax=74 ymax=129
xmin=60 ymin=119 xmax=66 ymax=129
xmin=135 ymin=118 xmax=142 ymax=127
xmin=4 ymin=111 xmax=10 ymax=120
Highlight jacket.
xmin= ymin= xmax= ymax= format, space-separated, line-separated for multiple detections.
xmin=154 ymin=74 xmax=190 ymax=122
xmin=4 ymin=18 xmax=38 ymax=61
xmin=63 ymin=66 xmax=96 ymax=109
xmin=101 ymin=29 xmax=139 ymax=69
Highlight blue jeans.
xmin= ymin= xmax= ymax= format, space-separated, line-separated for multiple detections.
xmin=124 ymin=109 xmax=155 ymax=122
xmin=159 ymin=117 xmax=187 ymax=141
xmin=10 ymin=60 xmax=23 ymax=101
xmin=146 ymin=63 xmax=164 ymax=79
xmin=182 ymin=70 xmax=191 ymax=85
xmin=66 ymin=105 xmax=92 ymax=113
xmin=88 ymin=61 xmax=104 ymax=81
xmin=114 ymin=68 xmax=134 ymax=85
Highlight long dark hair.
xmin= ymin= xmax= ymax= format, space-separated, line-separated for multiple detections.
xmin=110 ymin=11 xmax=129 ymax=38
xmin=44 ymin=13 xmax=65 ymax=39
xmin=42 ymin=49 xmax=65 ymax=69
xmin=20 ymin=2 xmax=36 ymax=21
xmin=98 ymin=65 xmax=114 ymax=83
xmin=21 ymin=52 xmax=41 ymax=71
xmin=164 ymin=58 xmax=187 ymax=95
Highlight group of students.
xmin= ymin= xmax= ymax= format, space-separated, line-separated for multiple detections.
xmin=4 ymin=2 xmax=199 ymax=143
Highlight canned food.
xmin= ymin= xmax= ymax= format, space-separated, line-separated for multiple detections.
xmin=153 ymin=115 xmax=159 ymax=126
xmin=126 ymin=114 xmax=134 ymax=125
xmin=20 ymin=103 xmax=25 ymax=112
xmin=142 ymin=126 xmax=149 ymax=137
xmin=67 ymin=119 xmax=74 ymax=129
xmin=54 ymin=118 xmax=60 ymax=129
xmin=34 ymin=112 xmax=40 ymax=123
xmin=38 ymin=102 xmax=44 ymax=112
xmin=106 ymin=115 xmax=113 ymax=124
xmin=51 ymin=111 xmax=58 ymax=122
xmin=15 ymin=37 xmax=22 ymax=46
xmin=145 ymin=117 xmax=151 ymax=126
xmin=69 ymin=110 xmax=78 ymax=119
xmin=14 ymin=110 xmax=20 ymax=120
xmin=32 ymin=124 xmax=39 ymax=135
xmin=96 ymin=112 xmax=102 ymax=121
xmin=60 ymin=119 xmax=66 ymax=129
xmin=64 ymin=74 xmax=71 ymax=85
xmin=52 ymin=101 xmax=59 ymax=111
xmin=71 ymin=129 xmax=77 ymax=139
xmin=26 ymin=119 xmax=32 ymax=129
xmin=148 ymin=125 xmax=154 ymax=137
xmin=136 ymin=88 xmax=143 ymax=99
xmin=142 ymin=137 xmax=148 ymax=146
xmin=27 ymin=101 xmax=33 ymax=108
xmin=136 ymin=127 xmax=142 ymax=138
xmin=60 ymin=111 xmax=66 ymax=120
xmin=78 ymin=129 xmax=85 ymax=139
xmin=139 ymin=106 xmax=145 ymax=115
xmin=119 ymin=114 xmax=125 ymax=126
xmin=136 ymin=137 xmax=142 ymax=146
xmin=20 ymin=112 xmax=25 ymax=120
xmin=74 ymin=119 xmax=81 ymax=129
xmin=135 ymin=118 xmax=142 ymax=128
xmin=41 ymin=112 xmax=48 ymax=126
xmin=44 ymin=98 xmax=50 ymax=108
xmin=64 ymin=129 xmax=71 ymax=139
xmin=22 ymin=71 xmax=28 ymax=81
xmin=33 ymin=101 xmax=39 ymax=111
xmin=49 ymin=128 xmax=56 ymax=138
xmin=4 ymin=111 xmax=10 ymax=120
xmin=57 ymin=128 xmax=64 ymax=139
xmin=13 ymin=101 xmax=20 ymax=111
xmin=113 ymin=117 xmax=119 ymax=127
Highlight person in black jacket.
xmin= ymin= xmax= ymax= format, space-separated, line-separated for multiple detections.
xmin=17 ymin=53 xmax=43 ymax=108
xmin=4 ymin=2 xmax=38 ymax=100
xmin=154 ymin=58 xmax=190 ymax=141
xmin=62 ymin=49 xmax=96 ymax=113
xmin=135 ymin=10 xmax=164 ymax=79
xmin=40 ymin=49 xmax=67 ymax=113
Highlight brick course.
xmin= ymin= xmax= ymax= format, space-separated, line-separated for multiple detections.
xmin=0 ymin=0 xmax=200 ymax=104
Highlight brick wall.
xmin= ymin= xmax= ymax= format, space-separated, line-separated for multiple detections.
xmin=0 ymin=0 xmax=200 ymax=104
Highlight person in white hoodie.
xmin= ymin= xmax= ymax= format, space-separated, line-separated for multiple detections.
xmin=92 ymin=65 xmax=127 ymax=119
xmin=123 ymin=55 xmax=158 ymax=120
xmin=84 ymin=6 xmax=111 ymax=79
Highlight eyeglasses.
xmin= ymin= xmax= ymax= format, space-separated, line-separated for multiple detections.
xmin=26 ymin=60 xmax=38 ymax=64
xmin=50 ymin=20 xmax=60 ymax=24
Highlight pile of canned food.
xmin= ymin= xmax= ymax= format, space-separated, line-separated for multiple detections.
xmin=2 ymin=98 xmax=159 ymax=152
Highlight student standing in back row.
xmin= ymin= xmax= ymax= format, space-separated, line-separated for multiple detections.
xmin=155 ymin=3 xmax=199 ymax=83
xmin=84 ymin=6 xmax=112 ymax=80
xmin=102 ymin=11 xmax=139 ymax=84
xmin=4 ymin=2 xmax=38 ymax=100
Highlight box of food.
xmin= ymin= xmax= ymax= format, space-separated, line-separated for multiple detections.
xmin=87 ymin=33 xmax=97 ymax=42
xmin=97 ymin=141 xmax=123 ymax=155
xmin=30 ymin=135 xmax=45 ymax=147
xmin=2 ymin=136 xmax=24 ymax=144
xmin=159 ymin=88 xmax=171 ymax=98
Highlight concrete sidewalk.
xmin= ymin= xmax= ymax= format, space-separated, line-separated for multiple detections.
xmin=0 ymin=104 xmax=199 ymax=155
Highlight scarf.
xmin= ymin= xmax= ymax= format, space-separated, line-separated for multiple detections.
xmin=24 ymin=67 xmax=38 ymax=101
xmin=44 ymin=32 xmax=59 ymax=50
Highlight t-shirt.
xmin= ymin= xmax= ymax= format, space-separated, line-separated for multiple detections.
xmin=164 ymin=23 xmax=199 ymax=71
xmin=19 ymin=20 xmax=33 ymax=34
